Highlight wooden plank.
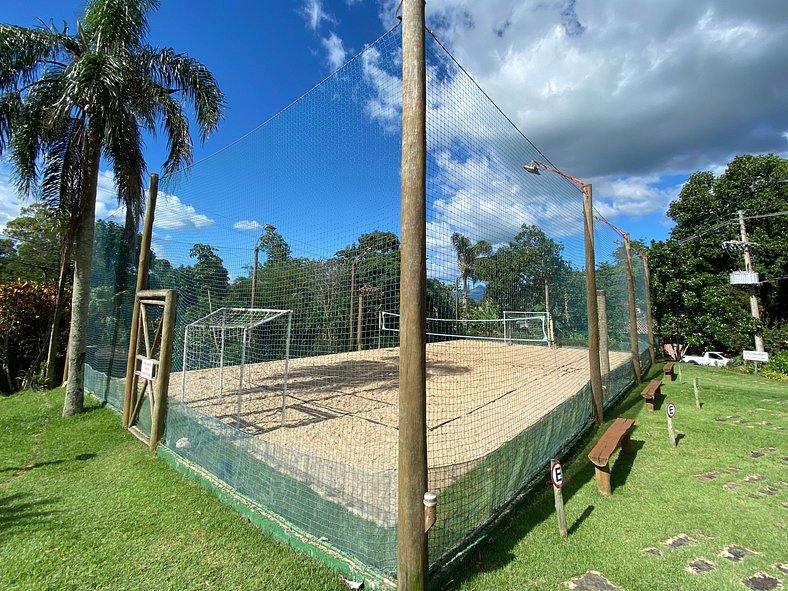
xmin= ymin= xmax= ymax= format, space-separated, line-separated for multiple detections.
xmin=588 ymin=418 xmax=634 ymax=466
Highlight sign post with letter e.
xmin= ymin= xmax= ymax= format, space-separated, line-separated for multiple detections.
xmin=666 ymin=403 xmax=677 ymax=448
xmin=550 ymin=459 xmax=567 ymax=538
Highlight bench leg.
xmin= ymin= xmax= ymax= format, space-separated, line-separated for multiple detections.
xmin=621 ymin=432 xmax=633 ymax=454
xmin=594 ymin=463 xmax=612 ymax=496
xmin=646 ymin=400 xmax=654 ymax=412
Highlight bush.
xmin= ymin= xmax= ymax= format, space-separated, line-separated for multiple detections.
xmin=0 ymin=280 xmax=69 ymax=392
xmin=767 ymin=350 xmax=788 ymax=374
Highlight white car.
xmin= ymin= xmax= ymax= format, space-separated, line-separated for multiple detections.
xmin=681 ymin=351 xmax=731 ymax=367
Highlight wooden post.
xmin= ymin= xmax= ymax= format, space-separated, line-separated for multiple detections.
xmin=551 ymin=460 xmax=567 ymax=538
xmin=149 ymin=289 xmax=177 ymax=453
xmin=583 ymin=185 xmax=604 ymax=425
xmin=623 ymin=234 xmax=642 ymax=382
xmin=678 ymin=361 xmax=683 ymax=383
xmin=667 ymin=415 xmax=677 ymax=448
xmin=357 ymin=293 xmax=363 ymax=351
xmin=597 ymin=289 xmax=610 ymax=378
xmin=398 ymin=0 xmax=428 ymax=588
xmin=250 ymin=245 xmax=259 ymax=309
xmin=642 ymin=253 xmax=657 ymax=366
xmin=693 ymin=377 xmax=701 ymax=409
xmin=349 ymin=258 xmax=356 ymax=351
xmin=123 ymin=174 xmax=158 ymax=428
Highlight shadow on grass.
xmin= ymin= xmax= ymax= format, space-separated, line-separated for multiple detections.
xmin=0 ymin=492 xmax=61 ymax=541
xmin=439 ymin=369 xmax=664 ymax=590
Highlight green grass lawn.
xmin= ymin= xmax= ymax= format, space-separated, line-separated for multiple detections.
xmin=0 ymin=389 xmax=346 ymax=591
xmin=1 ymin=365 xmax=786 ymax=590
xmin=442 ymin=363 xmax=788 ymax=590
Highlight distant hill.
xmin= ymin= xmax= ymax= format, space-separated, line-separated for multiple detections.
xmin=467 ymin=284 xmax=486 ymax=301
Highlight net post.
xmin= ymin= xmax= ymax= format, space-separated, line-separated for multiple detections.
xmin=583 ymin=184 xmax=604 ymax=425
xmin=123 ymin=173 xmax=158 ymax=428
xmin=281 ymin=311 xmax=292 ymax=426
xmin=150 ymin=288 xmax=177 ymax=453
xmin=597 ymin=289 xmax=610 ymax=378
xmin=642 ymin=253 xmax=657 ymax=366
xmin=399 ymin=0 xmax=429 ymax=588
xmin=180 ymin=325 xmax=188 ymax=403
xmin=624 ymin=234 xmax=642 ymax=381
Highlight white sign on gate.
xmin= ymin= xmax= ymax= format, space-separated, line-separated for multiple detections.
xmin=140 ymin=358 xmax=155 ymax=381
xmin=743 ymin=350 xmax=769 ymax=363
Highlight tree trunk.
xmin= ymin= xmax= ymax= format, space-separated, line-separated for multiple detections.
xmin=45 ymin=237 xmax=73 ymax=388
xmin=63 ymin=134 xmax=101 ymax=417
xmin=462 ymin=274 xmax=469 ymax=314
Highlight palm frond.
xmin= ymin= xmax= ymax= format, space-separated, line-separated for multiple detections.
xmin=83 ymin=0 xmax=159 ymax=50
xmin=141 ymin=47 xmax=225 ymax=141
xmin=0 ymin=24 xmax=68 ymax=95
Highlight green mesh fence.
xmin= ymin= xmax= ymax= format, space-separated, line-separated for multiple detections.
xmin=83 ymin=25 xmax=647 ymax=583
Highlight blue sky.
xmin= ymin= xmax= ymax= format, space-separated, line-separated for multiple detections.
xmin=2 ymin=0 xmax=787 ymax=278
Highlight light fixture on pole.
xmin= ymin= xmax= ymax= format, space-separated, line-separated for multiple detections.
xmin=523 ymin=158 xmax=604 ymax=424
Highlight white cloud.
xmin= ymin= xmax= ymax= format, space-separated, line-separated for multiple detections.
xmin=154 ymin=193 xmax=214 ymax=230
xmin=233 ymin=219 xmax=262 ymax=231
xmin=361 ymin=44 xmax=402 ymax=130
xmin=300 ymin=0 xmax=334 ymax=31
xmin=322 ymin=32 xmax=348 ymax=70
xmin=415 ymin=0 xmax=788 ymax=180
xmin=361 ymin=1 xmax=788 ymax=224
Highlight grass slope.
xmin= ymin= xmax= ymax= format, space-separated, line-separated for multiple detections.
xmin=442 ymin=364 xmax=788 ymax=590
xmin=0 ymin=389 xmax=346 ymax=591
xmin=1 ymin=366 xmax=785 ymax=590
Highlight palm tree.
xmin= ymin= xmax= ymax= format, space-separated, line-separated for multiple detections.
xmin=0 ymin=0 xmax=225 ymax=416
xmin=450 ymin=232 xmax=492 ymax=312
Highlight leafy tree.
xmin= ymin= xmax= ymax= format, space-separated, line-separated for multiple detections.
xmin=477 ymin=224 xmax=570 ymax=313
xmin=0 ymin=0 xmax=225 ymax=416
xmin=651 ymin=154 xmax=788 ymax=354
xmin=451 ymin=232 xmax=491 ymax=312
xmin=0 ymin=204 xmax=61 ymax=281
xmin=0 ymin=280 xmax=69 ymax=392
xmin=259 ymin=230 xmax=291 ymax=265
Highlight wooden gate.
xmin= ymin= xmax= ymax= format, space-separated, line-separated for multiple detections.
xmin=122 ymin=289 xmax=177 ymax=452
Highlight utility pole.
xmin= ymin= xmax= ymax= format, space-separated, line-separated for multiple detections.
xmin=738 ymin=210 xmax=765 ymax=352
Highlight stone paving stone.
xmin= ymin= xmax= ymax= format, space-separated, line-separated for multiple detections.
xmin=642 ymin=547 xmax=663 ymax=557
xmin=752 ymin=451 xmax=766 ymax=458
xmin=715 ymin=417 xmax=728 ymax=422
xmin=778 ymin=481 xmax=788 ymax=489
xmin=762 ymin=447 xmax=776 ymax=452
xmin=748 ymin=493 xmax=764 ymax=500
xmin=686 ymin=559 xmax=715 ymax=574
xmin=741 ymin=571 xmax=783 ymax=590
xmin=783 ymin=502 xmax=788 ymax=509
xmin=695 ymin=471 xmax=722 ymax=481
xmin=723 ymin=482 xmax=741 ymax=490
xmin=721 ymin=544 xmax=759 ymax=562
xmin=735 ymin=419 xmax=750 ymax=425
xmin=563 ymin=571 xmax=621 ymax=591
xmin=727 ymin=466 xmax=742 ymax=473
xmin=745 ymin=474 xmax=767 ymax=483
xmin=775 ymin=564 xmax=788 ymax=576
xmin=662 ymin=534 xmax=699 ymax=549
xmin=782 ymin=457 xmax=788 ymax=464
xmin=758 ymin=486 xmax=779 ymax=496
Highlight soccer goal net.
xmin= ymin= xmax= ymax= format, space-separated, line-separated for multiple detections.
xmin=379 ymin=311 xmax=552 ymax=346
xmin=180 ymin=308 xmax=293 ymax=426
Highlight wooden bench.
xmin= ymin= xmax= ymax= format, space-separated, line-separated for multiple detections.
xmin=588 ymin=418 xmax=636 ymax=496
xmin=663 ymin=361 xmax=675 ymax=382
xmin=641 ymin=379 xmax=662 ymax=411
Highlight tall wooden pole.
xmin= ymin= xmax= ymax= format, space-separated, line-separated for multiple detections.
xmin=251 ymin=245 xmax=259 ymax=308
xmin=623 ymin=234 xmax=642 ymax=382
xmin=597 ymin=289 xmax=610 ymax=378
xmin=583 ymin=185 xmax=604 ymax=425
xmin=357 ymin=293 xmax=364 ymax=351
xmin=399 ymin=0 xmax=428 ymax=588
xmin=123 ymin=174 xmax=159 ymax=427
xmin=349 ymin=259 xmax=356 ymax=351
xmin=641 ymin=253 xmax=657 ymax=366
xmin=149 ymin=289 xmax=178 ymax=453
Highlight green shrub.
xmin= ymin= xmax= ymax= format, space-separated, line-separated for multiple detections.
xmin=0 ymin=280 xmax=69 ymax=392
xmin=766 ymin=350 xmax=788 ymax=374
